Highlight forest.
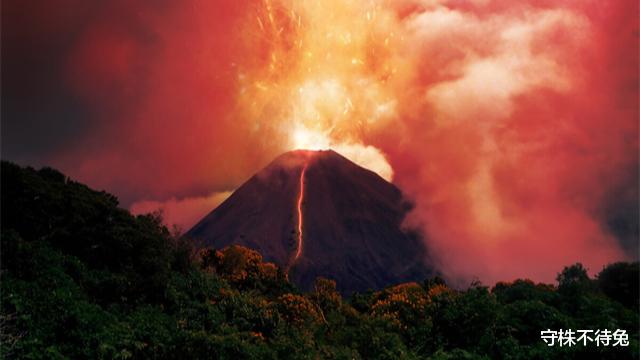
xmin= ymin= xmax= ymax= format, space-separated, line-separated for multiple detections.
xmin=1 ymin=161 xmax=638 ymax=359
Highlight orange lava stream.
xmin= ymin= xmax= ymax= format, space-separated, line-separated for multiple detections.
xmin=294 ymin=163 xmax=308 ymax=262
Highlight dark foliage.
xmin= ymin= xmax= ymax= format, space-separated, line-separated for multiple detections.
xmin=1 ymin=161 xmax=638 ymax=359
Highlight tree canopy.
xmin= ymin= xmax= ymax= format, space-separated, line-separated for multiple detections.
xmin=1 ymin=161 xmax=638 ymax=359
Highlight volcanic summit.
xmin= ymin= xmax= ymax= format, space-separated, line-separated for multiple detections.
xmin=188 ymin=150 xmax=434 ymax=293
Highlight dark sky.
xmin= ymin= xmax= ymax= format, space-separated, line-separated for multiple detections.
xmin=2 ymin=1 xmax=270 ymax=205
xmin=3 ymin=2 xmax=92 ymax=164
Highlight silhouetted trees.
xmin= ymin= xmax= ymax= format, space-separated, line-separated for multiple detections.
xmin=1 ymin=161 xmax=638 ymax=359
xmin=598 ymin=262 xmax=639 ymax=309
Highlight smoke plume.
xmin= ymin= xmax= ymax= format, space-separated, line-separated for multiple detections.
xmin=4 ymin=0 xmax=637 ymax=284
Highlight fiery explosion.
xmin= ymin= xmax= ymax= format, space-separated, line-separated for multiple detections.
xmin=16 ymin=0 xmax=636 ymax=284
xmin=230 ymin=0 xmax=637 ymax=283
xmin=235 ymin=0 xmax=402 ymax=181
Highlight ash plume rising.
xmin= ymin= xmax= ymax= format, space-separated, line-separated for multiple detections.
xmin=4 ymin=0 xmax=637 ymax=285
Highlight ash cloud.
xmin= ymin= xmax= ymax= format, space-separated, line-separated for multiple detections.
xmin=2 ymin=0 xmax=637 ymax=284
xmin=373 ymin=0 xmax=638 ymax=283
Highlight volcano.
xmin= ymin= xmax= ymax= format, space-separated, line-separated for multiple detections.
xmin=188 ymin=150 xmax=434 ymax=293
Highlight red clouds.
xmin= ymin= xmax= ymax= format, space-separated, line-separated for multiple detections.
xmin=373 ymin=0 xmax=638 ymax=283
xmin=8 ymin=0 xmax=636 ymax=284
xmin=58 ymin=1 xmax=283 ymax=204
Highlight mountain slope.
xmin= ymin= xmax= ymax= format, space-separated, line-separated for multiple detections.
xmin=188 ymin=150 xmax=433 ymax=293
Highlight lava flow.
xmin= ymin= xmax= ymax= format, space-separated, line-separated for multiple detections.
xmin=294 ymin=163 xmax=308 ymax=262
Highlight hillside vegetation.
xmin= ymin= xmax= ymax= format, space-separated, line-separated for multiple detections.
xmin=1 ymin=161 xmax=638 ymax=359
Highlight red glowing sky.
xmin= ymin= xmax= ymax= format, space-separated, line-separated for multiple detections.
xmin=3 ymin=0 xmax=638 ymax=283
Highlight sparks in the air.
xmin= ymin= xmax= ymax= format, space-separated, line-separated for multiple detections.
xmin=46 ymin=0 xmax=635 ymax=285
xmin=236 ymin=0 xmax=398 ymax=180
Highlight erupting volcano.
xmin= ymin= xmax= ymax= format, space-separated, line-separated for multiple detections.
xmin=188 ymin=150 xmax=434 ymax=293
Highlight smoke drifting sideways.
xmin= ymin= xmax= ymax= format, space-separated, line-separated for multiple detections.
xmin=3 ymin=0 xmax=637 ymax=284
xmin=378 ymin=0 xmax=639 ymax=284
